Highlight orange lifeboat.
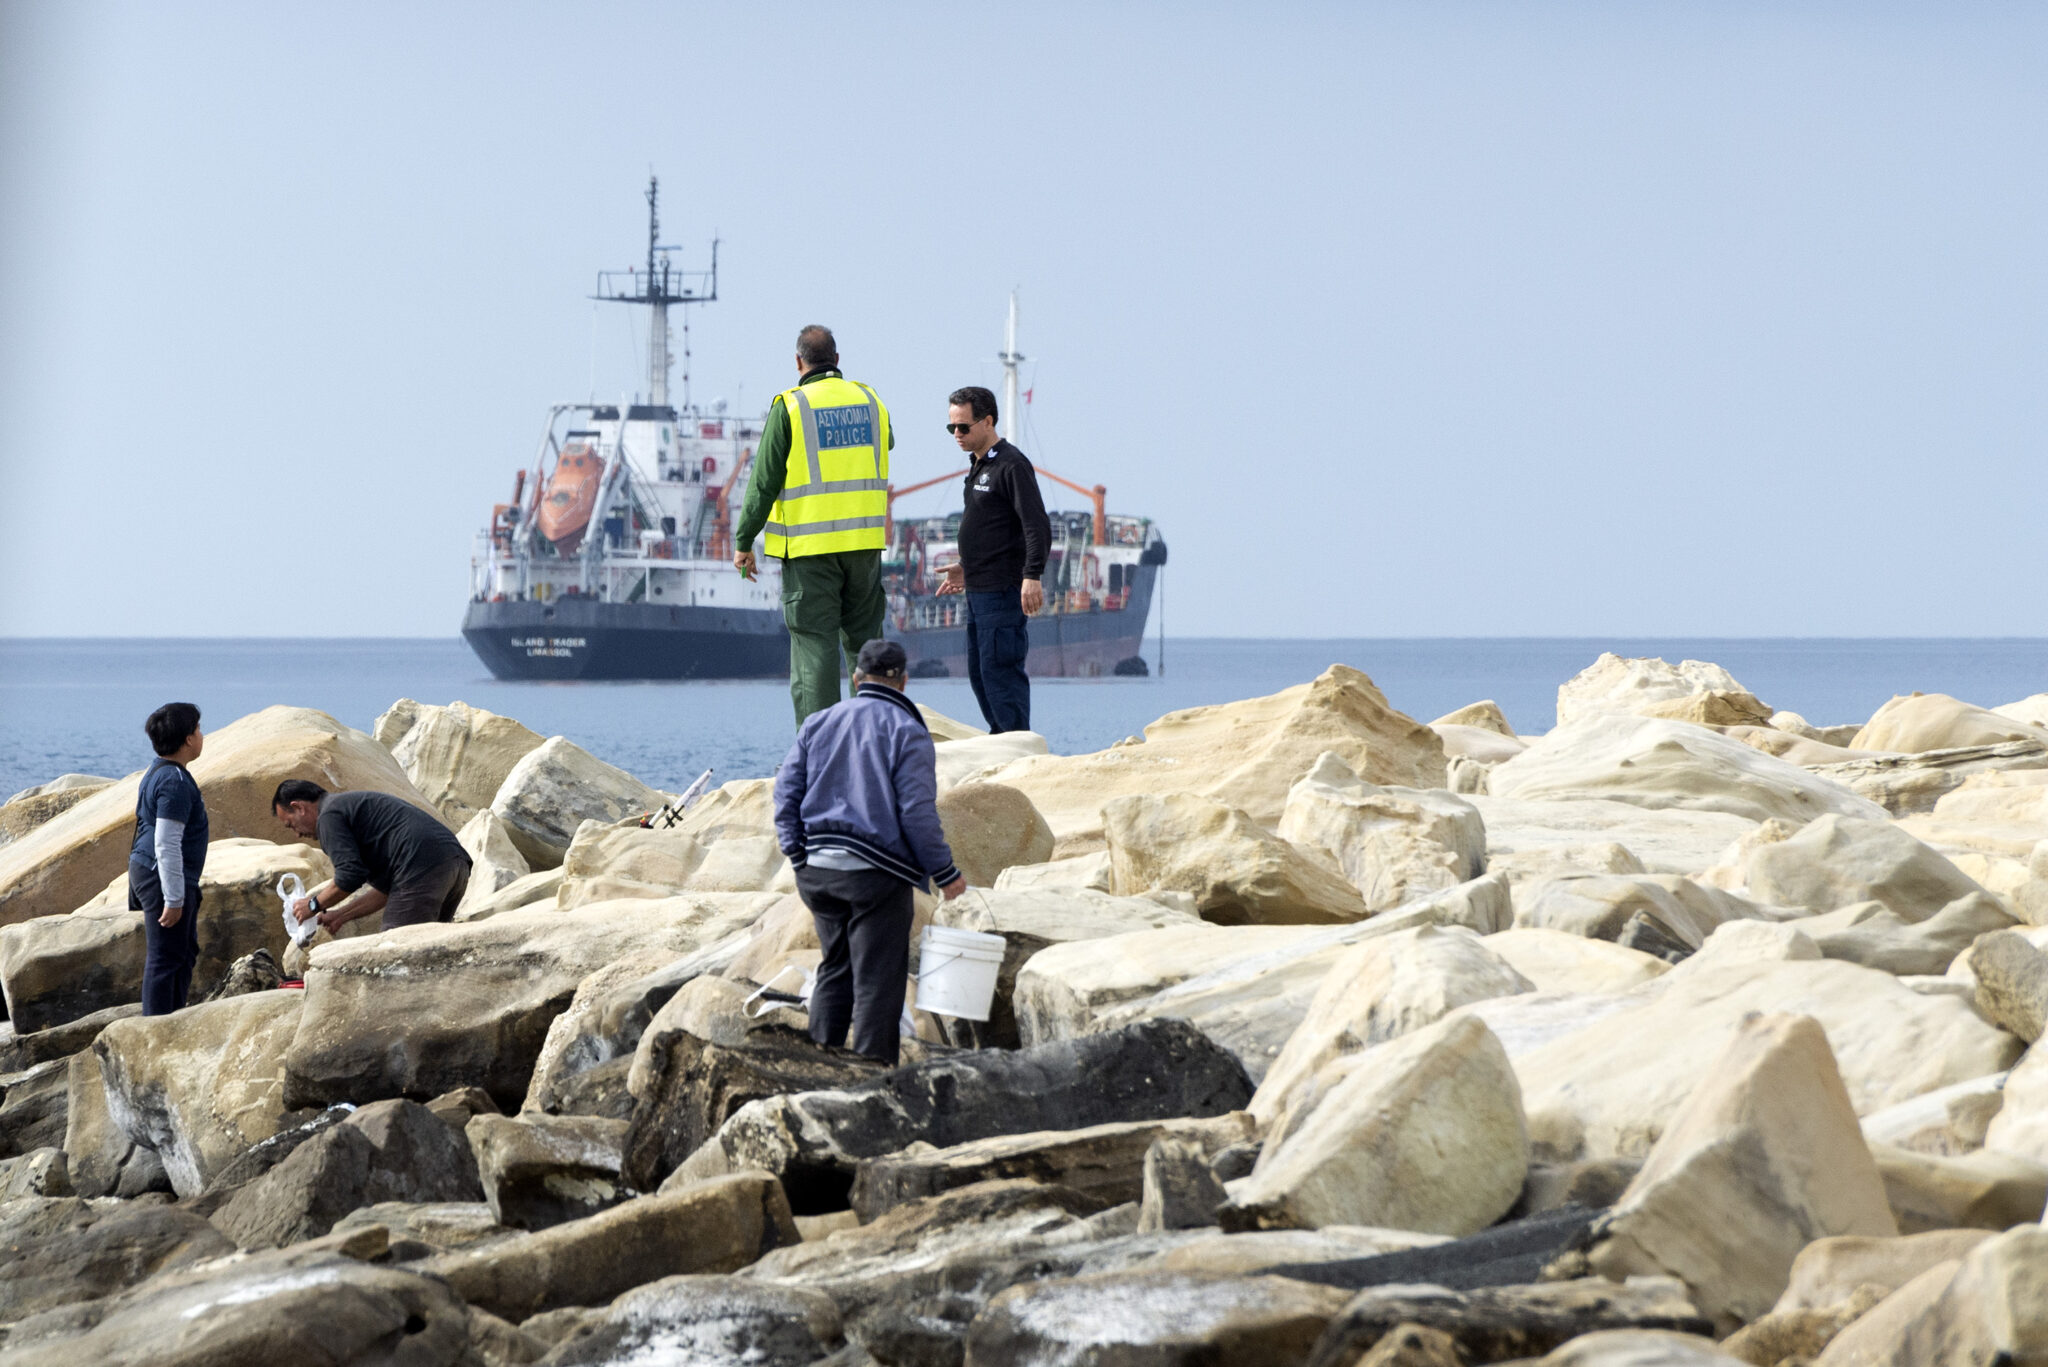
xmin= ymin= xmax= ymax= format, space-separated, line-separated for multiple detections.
xmin=536 ymin=442 xmax=604 ymax=552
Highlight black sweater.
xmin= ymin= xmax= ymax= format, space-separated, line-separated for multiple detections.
xmin=317 ymin=791 xmax=468 ymax=895
xmin=957 ymin=440 xmax=1052 ymax=592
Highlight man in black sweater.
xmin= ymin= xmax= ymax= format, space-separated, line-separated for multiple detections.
xmin=273 ymin=781 xmax=472 ymax=931
xmin=937 ymin=385 xmax=1051 ymax=733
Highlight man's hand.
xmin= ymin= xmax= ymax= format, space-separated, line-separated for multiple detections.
xmin=939 ymin=875 xmax=967 ymax=901
xmin=158 ymin=903 xmax=183 ymax=929
xmin=734 ymin=550 xmax=757 ymax=580
xmin=289 ymin=896 xmax=317 ymax=924
xmin=935 ymin=563 xmax=964 ymax=597
xmin=316 ymin=906 xmax=349 ymax=931
xmin=1020 ymin=579 xmax=1044 ymax=615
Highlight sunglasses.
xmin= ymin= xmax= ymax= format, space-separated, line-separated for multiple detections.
xmin=945 ymin=422 xmax=977 ymax=435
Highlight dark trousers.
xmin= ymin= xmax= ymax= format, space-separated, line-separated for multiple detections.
xmin=781 ymin=550 xmax=886 ymax=727
xmin=131 ymin=878 xmax=201 ymax=1017
xmin=382 ymin=858 xmax=471 ymax=929
xmin=965 ymin=589 xmax=1031 ymax=734
xmin=794 ymin=863 xmax=914 ymax=1064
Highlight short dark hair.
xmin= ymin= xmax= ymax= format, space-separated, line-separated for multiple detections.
xmin=949 ymin=386 xmax=997 ymax=425
xmin=856 ymin=638 xmax=908 ymax=678
xmin=795 ymin=325 xmax=838 ymax=370
xmin=272 ymin=779 xmax=327 ymax=809
xmin=145 ymin=703 xmax=201 ymax=757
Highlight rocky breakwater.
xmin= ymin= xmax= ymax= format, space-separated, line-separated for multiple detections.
xmin=0 ymin=667 xmax=2041 ymax=1364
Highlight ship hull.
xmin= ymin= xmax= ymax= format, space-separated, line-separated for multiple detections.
xmin=461 ymin=563 xmax=1157 ymax=682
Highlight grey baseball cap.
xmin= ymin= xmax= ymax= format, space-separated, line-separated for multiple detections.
xmin=856 ymin=639 xmax=908 ymax=676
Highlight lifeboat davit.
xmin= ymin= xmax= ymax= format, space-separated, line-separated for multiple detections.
xmin=536 ymin=442 xmax=604 ymax=552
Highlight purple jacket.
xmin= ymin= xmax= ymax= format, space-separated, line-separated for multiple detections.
xmin=774 ymin=682 xmax=961 ymax=890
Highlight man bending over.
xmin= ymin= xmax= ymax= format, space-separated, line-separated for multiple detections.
xmin=273 ymin=781 xmax=472 ymax=931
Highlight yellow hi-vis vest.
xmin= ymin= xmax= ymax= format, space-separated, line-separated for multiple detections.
xmin=763 ymin=376 xmax=891 ymax=558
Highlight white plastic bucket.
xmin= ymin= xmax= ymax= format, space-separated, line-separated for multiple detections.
xmin=915 ymin=924 xmax=1006 ymax=1021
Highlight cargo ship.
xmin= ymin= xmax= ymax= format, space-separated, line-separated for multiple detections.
xmin=461 ymin=181 xmax=1165 ymax=682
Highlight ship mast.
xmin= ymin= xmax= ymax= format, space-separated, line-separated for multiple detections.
xmin=594 ymin=176 xmax=718 ymax=409
xmin=999 ymin=289 xmax=1025 ymax=443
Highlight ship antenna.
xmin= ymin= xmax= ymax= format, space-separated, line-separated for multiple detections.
xmin=999 ymin=289 xmax=1025 ymax=444
xmin=593 ymin=176 xmax=718 ymax=410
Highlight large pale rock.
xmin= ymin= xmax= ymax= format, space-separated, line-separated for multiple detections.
xmin=1472 ymin=796 xmax=1754 ymax=878
xmin=282 ymin=893 xmax=778 ymax=1111
xmin=93 ymin=991 xmax=303 ymax=1197
xmin=0 ymin=838 xmax=333 ymax=1032
xmin=467 ymin=1111 xmax=628 ymax=1230
xmin=1106 ymin=792 xmax=1370 ymax=925
xmin=1982 ymin=1033 xmax=2048 ymax=1164
xmin=933 ymin=730 xmax=1048 ymax=791
xmin=0 ymin=705 xmax=435 ymax=928
xmin=993 ymin=851 xmax=1114 ymax=893
xmin=1222 ymin=1014 xmax=1528 ymax=1235
xmin=1773 ymin=1229 xmax=1992 ymax=1313
xmin=1434 ymin=723 xmax=1529 ymax=765
xmin=1854 ymin=691 xmax=2048 ymax=754
xmin=1485 ymin=928 xmax=1671 ymax=995
xmin=1516 ymin=873 xmax=1786 ymax=951
xmin=1868 ymin=1141 xmax=2048 ymax=1233
xmin=490 ymin=735 xmax=672 ymax=869
xmin=1961 ymin=929 xmax=2048 ymax=1042
xmin=0 ymin=1197 xmax=232 ymax=1325
xmin=1582 ymin=1014 xmax=1897 ymax=1332
xmin=1433 ymin=699 xmax=1517 ymax=736
xmin=424 ymin=1170 xmax=801 ymax=1322
xmin=453 ymin=808 xmax=529 ymax=915
xmin=1802 ymin=892 xmax=2017 ymax=976
xmin=1849 ymin=1224 xmax=2048 ymax=1365
xmin=1492 ymin=714 xmax=1886 ymax=826
xmin=1809 ymin=739 xmax=2048 ymax=818
xmin=1638 ymin=690 xmax=1775 ymax=728
xmin=981 ymin=665 xmax=1447 ymax=855
xmin=534 ymin=1274 xmax=842 ymax=1366
xmin=1555 ymin=654 xmax=1754 ymax=728
xmin=62 ymin=1051 xmax=167 ymax=1199
xmin=0 ymin=777 xmax=115 ymax=848
xmin=1515 ymin=957 xmax=2023 ymax=1162
xmin=1860 ymin=1073 xmax=2009 ymax=1156
xmin=522 ymin=947 xmax=689 ymax=1115
xmin=935 ymin=781 xmax=1055 ymax=888
xmin=1278 ymin=752 xmax=1486 ymax=911
xmin=1730 ymin=814 xmax=1988 ymax=920
xmin=380 ymin=698 xmax=544 ymax=827
xmin=1995 ymin=693 xmax=2048 ymax=728
xmin=454 ymin=865 xmax=562 ymax=921
xmin=966 ymin=1270 xmax=1351 ymax=1367
xmin=1250 ymin=924 xmax=1533 ymax=1126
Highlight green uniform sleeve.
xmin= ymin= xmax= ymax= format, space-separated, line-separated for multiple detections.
xmin=735 ymin=396 xmax=792 ymax=555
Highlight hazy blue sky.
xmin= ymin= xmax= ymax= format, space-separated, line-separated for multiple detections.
xmin=3 ymin=1 xmax=2042 ymax=638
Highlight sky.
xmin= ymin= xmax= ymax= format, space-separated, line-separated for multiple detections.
xmin=2 ymin=1 xmax=2043 ymax=639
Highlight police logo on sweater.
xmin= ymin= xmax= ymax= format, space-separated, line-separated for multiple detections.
xmin=815 ymin=408 xmax=875 ymax=449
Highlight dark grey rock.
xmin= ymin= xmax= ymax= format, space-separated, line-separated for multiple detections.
xmin=468 ymin=1113 xmax=631 ymax=1231
xmin=425 ymin=1085 xmax=502 ymax=1135
xmin=1510 ymin=1158 xmax=1642 ymax=1220
xmin=0 ymin=1004 xmax=140 ymax=1074
xmin=1138 ymin=1136 xmax=1227 ymax=1232
xmin=185 ymin=1103 xmax=354 ymax=1215
xmin=537 ymin=1275 xmax=841 ymax=1366
xmin=210 ymin=1098 xmax=484 ymax=1249
xmin=547 ymin=1055 xmax=637 ymax=1121
xmin=1616 ymin=911 xmax=1694 ymax=965
xmin=0 ymin=1059 xmax=71 ymax=1158
xmin=1209 ymin=1139 xmax=1262 ymax=1184
xmin=0 ymin=1197 xmax=233 ymax=1324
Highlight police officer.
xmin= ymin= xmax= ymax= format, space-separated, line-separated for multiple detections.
xmin=734 ymin=325 xmax=896 ymax=725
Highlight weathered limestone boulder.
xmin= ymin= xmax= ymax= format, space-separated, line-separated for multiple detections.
xmin=1278 ymin=752 xmax=1486 ymax=910
xmin=1772 ymin=1229 xmax=1990 ymax=1315
xmin=0 ymin=705 xmax=435 ymax=928
xmin=1496 ymin=715 xmax=1886 ymax=826
xmin=1724 ymin=723 xmax=1861 ymax=766
xmin=935 ymin=781 xmax=1055 ymax=887
xmin=1516 ymin=1330 xmax=1746 ymax=1364
xmin=1809 ymin=739 xmax=2048 ymax=818
xmin=1020 ymin=881 xmax=1514 ymax=1081
xmin=1959 ymin=928 xmax=2048 ymax=1041
xmin=1303 ymin=1278 xmax=1714 ymax=1366
xmin=554 ymin=819 xmax=793 ymax=906
xmin=1433 ymin=700 xmax=1517 ymax=735
xmin=928 ymin=886 xmax=1201 ymax=1047
xmin=522 ymin=946 xmax=690 ymax=1116
xmin=1106 ymin=792 xmax=1370 ymax=925
xmin=284 ymin=893 xmax=777 ymax=1111
xmin=0 ymin=1057 xmax=71 ymax=1157
xmin=0 ymin=1147 xmax=71 ymax=1198
xmin=982 ymin=665 xmax=1447 ymax=855
xmin=1555 ymin=654 xmax=1754 ymax=728
xmin=453 ymin=808 xmax=529 ymax=915
xmin=490 ymin=735 xmax=672 ymax=869
xmin=1514 ymin=957 xmax=2023 ymax=1162
xmin=626 ymin=975 xmax=790 ymax=1100
xmin=1849 ymin=1224 xmax=2048 ymax=1365
xmin=1854 ymin=691 xmax=2048 ymax=753
xmin=377 ymin=697 xmax=544 ymax=827
xmin=0 ymin=837 xmax=333 ymax=1032
xmin=1913 ymin=768 xmax=2048 ymax=847
xmin=0 ymin=1001 xmax=137 ymax=1074
xmin=1250 ymin=924 xmax=1533 ymax=1126
xmin=1223 ymin=1015 xmax=1526 ymax=1235
xmin=1137 ymin=1134 xmax=1229 ymax=1231
xmin=1472 ymin=796 xmax=1754 ymax=878
xmin=1802 ymin=892 xmax=2017 ymax=976
xmin=966 ymin=1270 xmax=1352 ymax=1367
xmin=1484 ymin=928 xmax=1671 ymax=994
xmin=94 ymin=990 xmax=302 ymax=1197
xmin=211 ymin=1098 xmax=486 ymax=1249
xmin=326 ymin=1200 xmax=512 ymax=1258
xmin=1638 ymin=690 xmax=1776 ymax=728
xmin=0 ymin=1246 xmax=479 ymax=1365
xmin=1995 ymin=693 xmax=2048 ymax=728
xmin=1859 ymin=1072 xmax=2008 ymax=1156
xmin=467 ymin=1111 xmax=628 ymax=1230
xmin=994 ymin=850 xmax=1114 ymax=893
xmin=0 ymin=1197 xmax=233 ymax=1324
xmin=535 ymin=1274 xmax=842 ymax=1366
xmin=1724 ymin=813 xmax=1988 ymax=919
xmin=426 ymin=1170 xmax=799 ymax=1322
xmin=678 ymin=1020 xmax=1253 ymax=1203
xmin=852 ymin=1112 xmax=1255 ymax=1220
xmin=1580 ymin=1014 xmax=1897 ymax=1332
xmin=454 ymin=865 xmax=561 ymax=921
xmin=1983 ymin=1032 xmax=2048 ymax=1164
xmin=933 ymin=730 xmax=1048 ymax=791
xmin=0 ymin=776 xmax=115 ymax=848
xmin=1869 ymin=1141 xmax=2048 ymax=1233
xmin=62 ymin=1051 xmax=167 ymax=1198
xmin=1516 ymin=873 xmax=1784 ymax=951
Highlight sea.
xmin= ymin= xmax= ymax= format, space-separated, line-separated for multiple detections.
xmin=2 ymin=637 xmax=2043 ymax=802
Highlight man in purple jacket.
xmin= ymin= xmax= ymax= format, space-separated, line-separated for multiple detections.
xmin=774 ymin=638 xmax=966 ymax=1063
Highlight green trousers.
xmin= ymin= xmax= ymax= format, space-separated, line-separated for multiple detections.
xmin=780 ymin=549 xmax=886 ymax=726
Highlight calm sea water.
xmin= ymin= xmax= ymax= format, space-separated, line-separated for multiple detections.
xmin=2 ymin=637 xmax=2043 ymax=801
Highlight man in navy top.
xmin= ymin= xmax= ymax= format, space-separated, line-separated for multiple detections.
xmin=130 ymin=702 xmax=208 ymax=1015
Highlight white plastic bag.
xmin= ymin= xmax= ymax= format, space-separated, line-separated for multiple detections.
xmin=278 ymin=872 xmax=318 ymax=949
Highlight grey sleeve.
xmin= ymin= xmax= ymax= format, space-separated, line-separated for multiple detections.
xmin=154 ymin=818 xmax=186 ymax=904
